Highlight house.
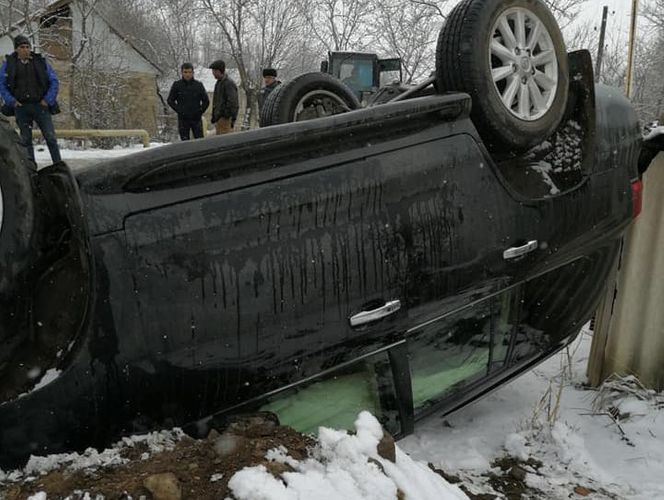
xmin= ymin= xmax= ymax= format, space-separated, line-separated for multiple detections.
xmin=0 ymin=0 xmax=163 ymax=136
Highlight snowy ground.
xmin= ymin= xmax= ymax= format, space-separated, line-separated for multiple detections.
xmin=6 ymin=145 xmax=664 ymax=499
xmin=403 ymin=328 xmax=664 ymax=499
xmin=34 ymin=141 xmax=164 ymax=169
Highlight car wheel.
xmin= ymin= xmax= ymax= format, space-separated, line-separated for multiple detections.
xmin=436 ymin=0 xmax=569 ymax=152
xmin=0 ymin=115 xmax=36 ymax=375
xmin=259 ymin=83 xmax=284 ymax=127
xmin=259 ymin=72 xmax=360 ymax=126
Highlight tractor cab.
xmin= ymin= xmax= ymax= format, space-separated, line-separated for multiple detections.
xmin=321 ymin=52 xmax=402 ymax=104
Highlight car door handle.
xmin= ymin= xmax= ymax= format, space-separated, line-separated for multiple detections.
xmin=349 ymin=300 xmax=401 ymax=327
xmin=503 ymin=240 xmax=538 ymax=260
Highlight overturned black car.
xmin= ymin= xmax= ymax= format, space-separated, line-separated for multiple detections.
xmin=1 ymin=0 xmax=662 ymax=469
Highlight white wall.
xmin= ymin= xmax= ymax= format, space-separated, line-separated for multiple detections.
xmin=70 ymin=1 xmax=157 ymax=75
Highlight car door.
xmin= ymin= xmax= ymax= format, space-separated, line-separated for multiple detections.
xmin=122 ymin=150 xmax=413 ymax=421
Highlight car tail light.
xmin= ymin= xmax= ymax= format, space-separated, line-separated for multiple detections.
xmin=631 ymin=179 xmax=643 ymax=218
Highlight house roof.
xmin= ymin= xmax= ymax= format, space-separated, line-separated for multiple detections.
xmin=2 ymin=0 xmax=163 ymax=74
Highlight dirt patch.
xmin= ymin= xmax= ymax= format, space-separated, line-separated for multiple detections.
xmin=1 ymin=416 xmax=315 ymax=500
xmin=487 ymin=456 xmax=545 ymax=499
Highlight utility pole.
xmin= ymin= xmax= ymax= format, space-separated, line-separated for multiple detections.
xmin=625 ymin=0 xmax=639 ymax=98
xmin=595 ymin=6 xmax=609 ymax=82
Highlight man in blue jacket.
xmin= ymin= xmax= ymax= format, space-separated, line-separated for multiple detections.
xmin=0 ymin=35 xmax=61 ymax=163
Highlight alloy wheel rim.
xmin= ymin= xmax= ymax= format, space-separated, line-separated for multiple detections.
xmin=294 ymin=90 xmax=351 ymax=121
xmin=489 ymin=7 xmax=559 ymax=121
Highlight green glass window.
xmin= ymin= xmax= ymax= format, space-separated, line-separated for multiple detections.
xmin=259 ymin=351 xmax=400 ymax=435
xmin=408 ymin=291 xmax=517 ymax=414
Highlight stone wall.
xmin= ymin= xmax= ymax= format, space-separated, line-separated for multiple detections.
xmin=50 ymin=59 xmax=74 ymax=129
xmin=123 ymin=72 xmax=159 ymax=136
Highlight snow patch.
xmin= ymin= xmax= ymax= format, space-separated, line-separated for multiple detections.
xmin=529 ymin=161 xmax=560 ymax=195
xmin=1 ymin=428 xmax=184 ymax=482
xmin=229 ymin=411 xmax=469 ymax=500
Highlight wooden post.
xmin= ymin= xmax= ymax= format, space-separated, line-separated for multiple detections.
xmin=595 ymin=6 xmax=609 ymax=82
xmin=625 ymin=0 xmax=639 ymax=98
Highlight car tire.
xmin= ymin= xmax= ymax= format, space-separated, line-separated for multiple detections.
xmin=259 ymin=83 xmax=284 ymax=127
xmin=436 ymin=0 xmax=568 ymax=152
xmin=259 ymin=72 xmax=360 ymax=126
xmin=0 ymin=115 xmax=36 ymax=374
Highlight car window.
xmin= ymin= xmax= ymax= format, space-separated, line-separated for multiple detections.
xmin=510 ymin=257 xmax=599 ymax=365
xmin=408 ymin=291 xmax=518 ymax=415
xmin=339 ymin=60 xmax=374 ymax=93
xmin=258 ymin=350 xmax=401 ymax=435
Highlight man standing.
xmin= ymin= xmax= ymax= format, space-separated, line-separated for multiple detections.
xmin=209 ymin=59 xmax=239 ymax=135
xmin=0 ymin=35 xmax=61 ymax=164
xmin=258 ymin=68 xmax=281 ymax=114
xmin=167 ymin=62 xmax=209 ymax=140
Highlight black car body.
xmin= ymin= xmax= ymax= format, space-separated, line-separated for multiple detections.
xmin=0 ymin=47 xmax=656 ymax=468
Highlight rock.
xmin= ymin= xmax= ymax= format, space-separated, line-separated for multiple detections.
xmin=508 ymin=465 xmax=527 ymax=481
xmin=206 ymin=429 xmax=221 ymax=442
xmin=266 ymin=461 xmax=291 ymax=476
xmin=377 ymin=431 xmax=396 ymax=463
xmin=143 ymin=472 xmax=182 ymax=500
xmin=368 ymin=457 xmax=386 ymax=474
xmin=213 ymin=432 xmax=245 ymax=457
xmin=226 ymin=412 xmax=280 ymax=437
xmin=574 ymin=485 xmax=593 ymax=496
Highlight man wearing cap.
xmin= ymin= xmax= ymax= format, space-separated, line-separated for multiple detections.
xmin=0 ymin=35 xmax=61 ymax=163
xmin=258 ymin=68 xmax=281 ymax=115
xmin=209 ymin=59 xmax=239 ymax=135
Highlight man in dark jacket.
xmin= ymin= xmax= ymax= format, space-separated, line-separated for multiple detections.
xmin=209 ymin=59 xmax=239 ymax=135
xmin=258 ymin=68 xmax=281 ymax=115
xmin=167 ymin=62 xmax=209 ymax=140
xmin=0 ymin=35 xmax=61 ymax=163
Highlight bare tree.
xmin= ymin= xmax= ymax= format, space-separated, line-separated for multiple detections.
xmin=643 ymin=0 xmax=664 ymax=30
xmin=152 ymin=0 xmax=203 ymax=77
xmin=368 ymin=0 xmax=444 ymax=83
xmin=543 ymin=0 xmax=589 ymax=30
xmin=200 ymin=0 xmax=255 ymax=109
xmin=297 ymin=0 xmax=372 ymax=52
xmin=1 ymin=0 xmax=59 ymax=49
xmin=64 ymin=2 xmax=131 ymax=133
xmin=632 ymin=3 xmax=664 ymax=122
xmin=200 ymin=0 xmax=304 ymax=125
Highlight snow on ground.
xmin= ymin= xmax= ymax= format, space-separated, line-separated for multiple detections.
xmin=228 ymin=412 xmax=468 ymax=500
xmin=402 ymin=328 xmax=664 ymax=499
xmin=34 ymin=142 xmax=165 ymax=169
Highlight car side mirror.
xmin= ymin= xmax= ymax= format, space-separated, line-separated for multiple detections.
xmin=638 ymin=126 xmax=664 ymax=176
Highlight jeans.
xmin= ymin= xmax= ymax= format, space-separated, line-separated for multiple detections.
xmin=14 ymin=103 xmax=61 ymax=163
xmin=177 ymin=116 xmax=204 ymax=140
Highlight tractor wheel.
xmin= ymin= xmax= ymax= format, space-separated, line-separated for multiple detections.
xmin=259 ymin=72 xmax=360 ymax=127
xmin=436 ymin=0 xmax=568 ymax=153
